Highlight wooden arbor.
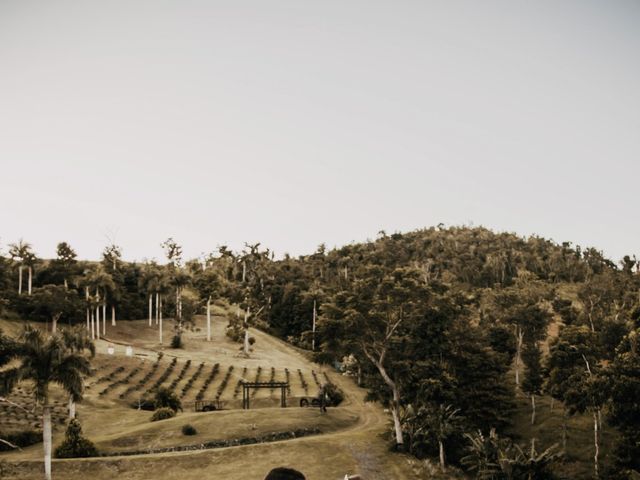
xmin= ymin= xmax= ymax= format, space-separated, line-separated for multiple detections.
xmin=241 ymin=381 xmax=289 ymax=409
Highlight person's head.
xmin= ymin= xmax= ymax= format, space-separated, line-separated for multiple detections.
xmin=264 ymin=467 xmax=306 ymax=480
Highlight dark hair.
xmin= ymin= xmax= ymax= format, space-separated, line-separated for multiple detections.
xmin=264 ymin=467 xmax=306 ymax=480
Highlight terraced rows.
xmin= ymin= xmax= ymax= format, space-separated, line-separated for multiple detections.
xmin=85 ymin=356 xmax=329 ymax=408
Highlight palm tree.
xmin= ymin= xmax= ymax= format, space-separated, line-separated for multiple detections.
xmin=157 ymin=270 xmax=171 ymax=344
xmin=139 ymin=262 xmax=160 ymax=326
xmin=61 ymin=327 xmax=95 ymax=419
xmin=86 ymin=266 xmax=115 ymax=338
xmin=0 ymin=326 xmax=93 ymax=480
xmin=8 ymin=239 xmax=34 ymax=295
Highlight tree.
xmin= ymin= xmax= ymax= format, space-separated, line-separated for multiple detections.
xmin=60 ymin=327 xmax=95 ymax=419
xmin=139 ymin=262 xmax=160 ymax=326
xmin=546 ymin=325 xmax=600 ymax=453
xmin=154 ymin=386 xmax=182 ymax=412
xmin=161 ymin=237 xmax=185 ymax=323
xmin=193 ymin=264 xmax=224 ymax=342
xmin=0 ymin=326 xmax=93 ymax=480
xmin=606 ymin=329 xmax=640 ymax=476
xmin=55 ymin=242 xmax=77 ymax=289
xmin=102 ymin=243 xmax=122 ymax=271
xmin=427 ymin=404 xmax=463 ymax=471
xmin=325 ymin=266 xmax=432 ymax=448
xmin=102 ymin=242 xmax=123 ymax=325
xmin=8 ymin=239 xmax=35 ymax=295
xmin=521 ymin=342 xmax=543 ymax=425
xmin=54 ymin=419 xmax=97 ymax=458
xmin=30 ymin=285 xmax=78 ymax=333
xmin=85 ymin=266 xmax=115 ymax=338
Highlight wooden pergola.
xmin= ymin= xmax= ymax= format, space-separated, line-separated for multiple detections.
xmin=241 ymin=381 xmax=289 ymax=409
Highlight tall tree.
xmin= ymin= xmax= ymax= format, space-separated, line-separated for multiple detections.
xmin=30 ymin=285 xmax=78 ymax=333
xmin=8 ymin=239 xmax=34 ymax=295
xmin=194 ymin=264 xmax=224 ymax=342
xmin=546 ymin=325 xmax=600 ymax=453
xmin=521 ymin=342 xmax=544 ymax=425
xmin=55 ymin=242 xmax=77 ymax=289
xmin=60 ymin=327 xmax=95 ymax=419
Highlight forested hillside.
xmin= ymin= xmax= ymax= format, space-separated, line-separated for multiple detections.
xmin=2 ymin=227 xmax=639 ymax=479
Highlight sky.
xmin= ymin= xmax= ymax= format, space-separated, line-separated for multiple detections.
xmin=0 ymin=0 xmax=639 ymax=263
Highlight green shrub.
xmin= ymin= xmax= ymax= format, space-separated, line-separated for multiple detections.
xmin=54 ymin=419 xmax=98 ymax=458
xmin=154 ymin=386 xmax=182 ymax=412
xmin=181 ymin=424 xmax=197 ymax=436
xmin=151 ymin=407 xmax=176 ymax=422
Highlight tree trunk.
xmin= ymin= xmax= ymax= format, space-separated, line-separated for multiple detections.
xmin=593 ymin=410 xmax=600 ymax=478
xmin=206 ymin=296 xmax=211 ymax=342
xmin=28 ymin=266 xmax=32 ymax=295
xmin=85 ymin=287 xmax=90 ymax=332
xmin=243 ymin=307 xmax=250 ymax=355
xmin=159 ymin=295 xmax=163 ymax=344
xmin=390 ymin=396 xmax=404 ymax=449
xmin=367 ymin=353 xmax=404 ymax=447
xmin=312 ymin=300 xmax=316 ymax=351
xmin=111 ymin=305 xmax=116 ymax=326
xmin=64 ymin=278 xmax=68 ymax=289
xmin=562 ymin=408 xmax=568 ymax=452
xmin=439 ymin=440 xmax=446 ymax=471
xmin=176 ymin=287 xmax=180 ymax=321
xmin=51 ymin=314 xmax=61 ymax=334
xmin=90 ymin=310 xmax=95 ymax=340
xmin=43 ymin=403 xmax=52 ymax=480
xmin=155 ymin=292 xmax=159 ymax=325
xmin=148 ymin=294 xmax=152 ymax=326
xmin=102 ymin=302 xmax=107 ymax=335
xmin=531 ymin=394 xmax=536 ymax=425
xmin=514 ymin=326 xmax=523 ymax=387
xmin=18 ymin=265 xmax=23 ymax=295
xmin=68 ymin=396 xmax=76 ymax=419
xmin=95 ymin=305 xmax=100 ymax=340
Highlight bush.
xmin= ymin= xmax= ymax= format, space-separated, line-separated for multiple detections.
xmin=151 ymin=407 xmax=176 ymax=422
xmin=154 ymin=387 xmax=182 ymax=412
xmin=324 ymin=383 xmax=345 ymax=406
xmin=171 ymin=334 xmax=183 ymax=349
xmin=0 ymin=429 xmax=41 ymax=452
xmin=181 ymin=424 xmax=197 ymax=436
xmin=54 ymin=419 xmax=98 ymax=458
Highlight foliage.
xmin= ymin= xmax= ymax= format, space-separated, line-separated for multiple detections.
xmin=461 ymin=429 xmax=560 ymax=479
xmin=151 ymin=407 xmax=176 ymax=421
xmin=0 ymin=429 xmax=41 ymax=452
xmin=54 ymin=419 xmax=98 ymax=458
xmin=181 ymin=424 xmax=197 ymax=436
xmin=154 ymin=386 xmax=182 ymax=412
xmin=322 ymin=382 xmax=344 ymax=406
xmin=171 ymin=334 xmax=183 ymax=349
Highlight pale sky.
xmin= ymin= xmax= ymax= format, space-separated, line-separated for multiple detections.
xmin=1 ymin=1 xmax=639 ymax=263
